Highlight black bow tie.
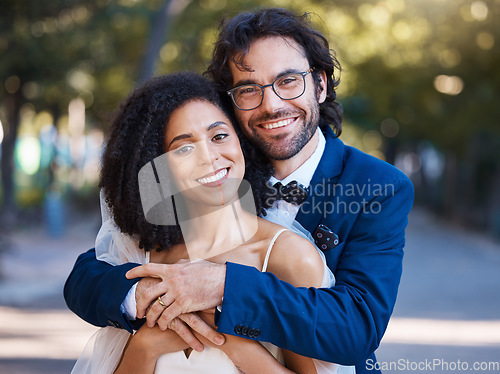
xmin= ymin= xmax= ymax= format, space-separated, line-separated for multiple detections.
xmin=265 ymin=180 xmax=309 ymax=207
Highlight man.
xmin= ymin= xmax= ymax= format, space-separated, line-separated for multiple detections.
xmin=64 ymin=8 xmax=413 ymax=373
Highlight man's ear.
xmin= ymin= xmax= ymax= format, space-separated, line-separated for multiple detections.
xmin=316 ymin=70 xmax=327 ymax=104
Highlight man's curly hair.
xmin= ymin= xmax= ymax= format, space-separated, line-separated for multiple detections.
xmin=205 ymin=7 xmax=343 ymax=136
xmin=100 ymin=72 xmax=273 ymax=252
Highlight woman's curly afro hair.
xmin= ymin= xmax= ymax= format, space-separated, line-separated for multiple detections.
xmin=100 ymin=72 xmax=273 ymax=252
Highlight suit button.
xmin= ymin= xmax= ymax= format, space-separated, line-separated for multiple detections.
xmin=254 ymin=329 xmax=261 ymax=338
xmin=234 ymin=324 xmax=243 ymax=334
xmin=248 ymin=328 xmax=255 ymax=338
xmin=241 ymin=326 xmax=249 ymax=336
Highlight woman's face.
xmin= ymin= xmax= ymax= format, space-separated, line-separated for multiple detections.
xmin=164 ymin=100 xmax=245 ymax=207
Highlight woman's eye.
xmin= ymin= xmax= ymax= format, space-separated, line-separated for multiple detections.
xmin=173 ymin=145 xmax=194 ymax=156
xmin=213 ymin=133 xmax=229 ymax=142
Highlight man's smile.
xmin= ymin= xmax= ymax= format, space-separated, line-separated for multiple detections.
xmin=260 ymin=117 xmax=296 ymax=130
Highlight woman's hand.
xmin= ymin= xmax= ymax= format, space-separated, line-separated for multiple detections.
xmin=114 ymin=323 xmax=190 ymax=374
xmin=131 ymin=323 xmax=189 ymax=357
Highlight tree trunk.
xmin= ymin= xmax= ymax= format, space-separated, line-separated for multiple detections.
xmin=139 ymin=0 xmax=172 ymax=82
xmin=443 ymin=152 xmax=458 ymax=221
xmin=139 ymin=0 xmax=193 ymax=82
xmin=1 ymin=90 xmax=22 ymax=218
xmin=488 ymin=165 xmax=500 ymax=239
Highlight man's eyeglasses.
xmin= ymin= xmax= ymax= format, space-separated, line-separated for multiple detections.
xmin=227 ymin=68 xmax=315 ymax=111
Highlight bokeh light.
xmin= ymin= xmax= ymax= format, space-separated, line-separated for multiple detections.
xmin=380 ymin=118 xmax=400 ymax=138
xmin=476 ymin=32 xmax=495 ymax=50
xmin=470 ymin=1 xmax=488 ymax=21
xmin=16 ymin=136 xmax=41 ymax=175
xmin=434 ymin=75 xmax=464 ymax=95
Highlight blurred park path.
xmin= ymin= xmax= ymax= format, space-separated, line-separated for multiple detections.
xmin=0 ymin=211 xmax=101 ymax=374
xmin=376 ymin=207 xmax=500 ymax=373
xmin=0 ymin=207 xmax=499 ymax=373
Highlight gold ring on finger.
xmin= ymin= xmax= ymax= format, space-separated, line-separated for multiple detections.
xmin=157 ymin=296 xmax=167 ymax=308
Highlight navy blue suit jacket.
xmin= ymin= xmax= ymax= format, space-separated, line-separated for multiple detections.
xmin=64 ymin=126 xmax=414 ymax=373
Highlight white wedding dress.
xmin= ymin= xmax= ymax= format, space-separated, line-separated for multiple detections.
xmin=71 ymin=201 xmax=355 ymax=374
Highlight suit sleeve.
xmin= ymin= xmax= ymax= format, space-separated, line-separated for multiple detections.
xmin=63 ymin=248 xmax=142 ymax=333
xmin=215 ymin=176 xmax=414 ymax=366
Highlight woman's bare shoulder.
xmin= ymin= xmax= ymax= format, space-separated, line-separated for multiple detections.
xmin=262 ymin=222 xmax=324 ymax=288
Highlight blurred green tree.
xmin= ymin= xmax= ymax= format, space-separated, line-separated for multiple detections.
xmin=0 ymin=0 xmax=498 ymax=235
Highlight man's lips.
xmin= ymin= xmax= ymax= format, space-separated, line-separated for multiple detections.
xmin=196 ymin=168 xmax=228 ymax=186
xmin=259 ymin=117 xmax=295 ymax=130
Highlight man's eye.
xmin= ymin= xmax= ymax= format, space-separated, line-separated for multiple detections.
xmin=238 ymin=86 xmax=259 ymax=95
xmin=278 ymin=75 xmax=299 ymax=86
xmin=173 ymin=145 xmax=194 ymax=156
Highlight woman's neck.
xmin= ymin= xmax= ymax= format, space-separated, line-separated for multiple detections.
xmin=178 ymin=199 xmax=258 ymax=260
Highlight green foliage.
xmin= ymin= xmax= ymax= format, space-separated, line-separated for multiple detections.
xmin=1 ymin=0 xmax=499 ymax=230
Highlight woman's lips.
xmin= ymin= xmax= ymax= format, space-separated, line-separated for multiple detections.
xmin=196 ymin=168 xmax=229 ymax=186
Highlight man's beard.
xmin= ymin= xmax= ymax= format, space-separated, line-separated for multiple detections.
xmin=247 ymin=102 xmax=320 ymax=161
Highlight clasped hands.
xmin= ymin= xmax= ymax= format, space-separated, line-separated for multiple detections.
xmin=126 ymin=260 xmax=227 ymax=352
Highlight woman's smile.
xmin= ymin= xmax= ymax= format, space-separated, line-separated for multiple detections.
xmin=196 ymin=167 xmax=229 ymax=187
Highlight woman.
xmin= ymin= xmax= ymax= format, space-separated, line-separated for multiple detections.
xmin=72 ymin=72 xmax=353 ymax=374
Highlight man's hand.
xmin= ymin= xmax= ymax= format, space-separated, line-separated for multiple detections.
xmin=170 ymin=312 xmax=225 ymax=351
xmin=127 ymin=260 xmax=226 ymax=345
xmin=135 ymin=276 xmax=162 ymax=317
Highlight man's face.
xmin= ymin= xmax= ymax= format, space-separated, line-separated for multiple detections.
xmin=229 ymin=36 xmax=327 ymax=161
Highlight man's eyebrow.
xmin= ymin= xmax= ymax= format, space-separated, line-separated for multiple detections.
xmin=232 ymin=68 xmax=304 ymax=88
xmin=168 ymin=121 xmax=229 ymax=148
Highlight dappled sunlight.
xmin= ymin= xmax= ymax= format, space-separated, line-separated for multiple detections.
xmin=0 ymin=307 xmax=98 ymax=360
xmin=358 ymin=3 xmax=392 ymax=28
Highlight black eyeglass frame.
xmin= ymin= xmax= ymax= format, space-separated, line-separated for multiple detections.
xmin=227 ymin=67 xmax=315 ymax=111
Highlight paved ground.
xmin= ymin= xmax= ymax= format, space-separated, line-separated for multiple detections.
xmin=375 ymin=208 xmax=500 ymax=374
xmin=0 ymin=207 xmax=499 ymax=373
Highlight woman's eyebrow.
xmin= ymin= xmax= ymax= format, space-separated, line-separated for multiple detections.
xmin=168 ymin=133 xmax=192 ymax=149
xmin=168 ymin=121 xmax=228 ymax=148
xmin=207 ymin=121 xmax=229 ymax=131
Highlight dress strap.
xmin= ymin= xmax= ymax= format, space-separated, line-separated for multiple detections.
xmin=262 ymin=228 xmax=288 ymax=272
xmin=145 ymin=250 xmax=150 ymax=264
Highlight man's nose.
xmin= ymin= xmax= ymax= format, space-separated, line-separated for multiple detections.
xmin=260 ymin=85 xmax=284 ymax=112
